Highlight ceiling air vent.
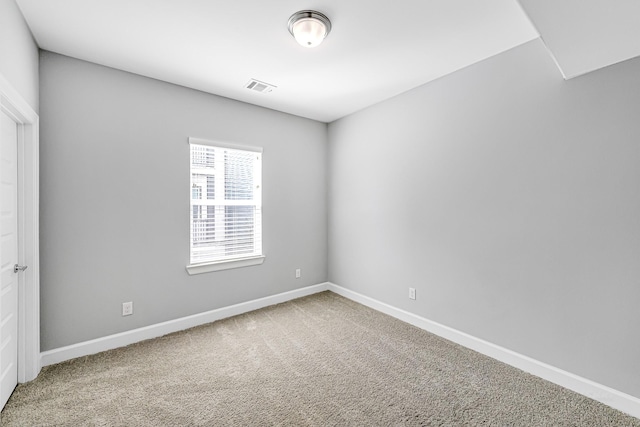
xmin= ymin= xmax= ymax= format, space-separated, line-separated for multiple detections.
xmin=245 ymin=79 xmax=277 ymax=93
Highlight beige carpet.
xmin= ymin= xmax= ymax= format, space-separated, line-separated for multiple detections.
xmin=2 ymin=291 xmax=639 ymax=426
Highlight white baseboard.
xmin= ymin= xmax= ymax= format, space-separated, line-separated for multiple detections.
xmin=39 ymin=281 xmax=640 ymax=419
xmin=327 ymin=282 xmax=640 ymax=420
xmin=40 ymin=283 xmax=329 ymax=367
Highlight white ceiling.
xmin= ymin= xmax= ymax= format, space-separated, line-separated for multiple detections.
xmin=16 ymin=0 xmax=540 ymax=122
xmin=519 ymin=0 xmax=640 ymax=79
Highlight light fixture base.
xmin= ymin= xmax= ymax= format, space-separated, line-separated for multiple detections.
xmin=288 ymin=10 xmax=332 ymax=48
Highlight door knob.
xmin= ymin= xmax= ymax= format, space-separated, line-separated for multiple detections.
xmin=14 ymin=264 xmax=28 ymax=273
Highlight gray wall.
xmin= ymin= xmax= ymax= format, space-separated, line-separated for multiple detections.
xmin=328 ymin=39 xmax=640 ymax=398
xmin=39 ymin=51 xmax=327 ymax=350
xmin=0 ymin=0 xmax=39 ymax=112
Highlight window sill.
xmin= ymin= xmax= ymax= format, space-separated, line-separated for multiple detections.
xmin=186 ymin=255 xmax=266 ymax=275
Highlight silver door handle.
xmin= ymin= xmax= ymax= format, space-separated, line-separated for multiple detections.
xmin=14 ymin=264 xmax=28 ymax=273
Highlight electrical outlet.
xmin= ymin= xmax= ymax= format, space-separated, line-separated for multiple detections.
xmin=122 ymin=301 xmax=133 ymax=316
xmin=409 ymin=288 xmax=416 ymax=300
xmin=295 ymin=268 xmax=301 ymax=279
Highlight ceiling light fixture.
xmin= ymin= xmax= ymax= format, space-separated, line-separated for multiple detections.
xmin=288 ymin=10 xmax=332 ymax=48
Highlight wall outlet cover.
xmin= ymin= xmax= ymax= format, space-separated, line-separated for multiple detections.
xmin=122 ymin=301 xmax=133 ymax=316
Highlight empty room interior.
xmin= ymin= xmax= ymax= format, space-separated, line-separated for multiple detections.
xmin=1 ymin=0 xmax=640 ymax=424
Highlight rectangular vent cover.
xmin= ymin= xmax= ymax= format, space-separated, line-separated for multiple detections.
xmin=245 ymin=79 xmax=276 ymax=93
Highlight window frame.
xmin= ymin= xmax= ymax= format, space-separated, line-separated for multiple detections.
xmin=186 ymin=137 xmax=265 ymax=275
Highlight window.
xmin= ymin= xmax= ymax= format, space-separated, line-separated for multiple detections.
xmin=186 ymin=138 xmax=264 ymax=274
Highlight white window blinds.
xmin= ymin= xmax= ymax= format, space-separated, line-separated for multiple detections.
xmin=189 ymin=139 xmax=262 ymax=265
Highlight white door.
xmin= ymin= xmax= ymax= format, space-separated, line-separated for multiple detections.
xmin=0 ymin=109 xmax=19 ymax=410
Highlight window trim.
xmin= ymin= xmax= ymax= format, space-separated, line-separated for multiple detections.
xmin=186 ymin=137 xmax=265 ymax=275
xmin=186 ymin=255 xmax=266 ymax=275
xmin=188 ymin=137 xmax=263 ymax=154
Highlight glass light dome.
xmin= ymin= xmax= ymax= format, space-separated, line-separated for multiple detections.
xmin=288 ymin=11 xmax=332 ymax=48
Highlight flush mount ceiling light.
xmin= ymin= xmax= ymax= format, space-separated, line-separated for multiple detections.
xmin=288 ymin=10 xmax=332 ymax=48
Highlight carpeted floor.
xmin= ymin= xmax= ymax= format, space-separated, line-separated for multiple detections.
xmin=2 ymin=291 xmax=639 ymax=426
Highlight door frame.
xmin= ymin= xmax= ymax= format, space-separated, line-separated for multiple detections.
xmin=0 ymin=73 xmax=40 ymax=383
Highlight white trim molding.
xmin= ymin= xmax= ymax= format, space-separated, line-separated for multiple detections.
xmin=38 ymin=280 xmax=640 ymax=419
xmin=186 ymin=255 xmax=265 ymax=275
xmin=41 ymin=283 xmax=329 ymax=367
xmin=188 ymin=137 xmax=263 ymax=153
xmin=0 ymin=73 xmax=40 ymax=383
xmin=327 ymin=283 xmax=640 ymax=420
